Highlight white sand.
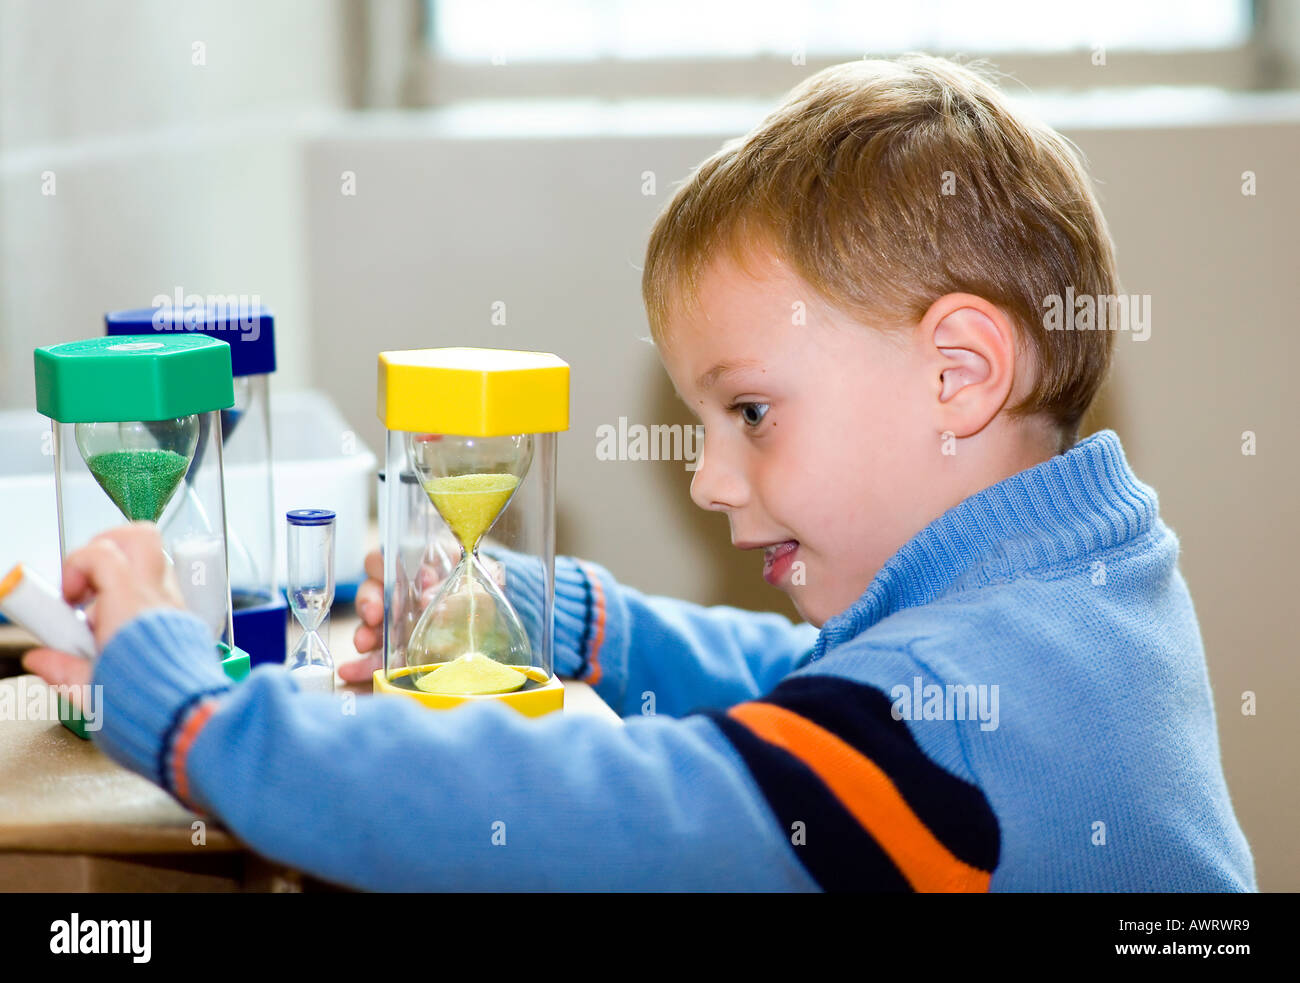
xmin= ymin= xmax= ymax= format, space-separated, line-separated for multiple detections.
xmin=291 ymin=664 xmax=336 ymax=693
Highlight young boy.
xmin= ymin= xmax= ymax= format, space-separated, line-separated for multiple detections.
xmin=25 ymin=55 xmax=1255 ymax=891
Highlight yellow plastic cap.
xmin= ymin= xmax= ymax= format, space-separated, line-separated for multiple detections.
xmin=378 ymin=347 xmax=569 ymax=436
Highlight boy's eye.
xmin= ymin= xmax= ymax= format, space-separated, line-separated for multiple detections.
xmin=731 ymin=402 xmax=770 ymax=428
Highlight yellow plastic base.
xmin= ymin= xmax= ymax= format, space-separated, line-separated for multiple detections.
xmin=373 ymin=667 xmax=564 ymax=717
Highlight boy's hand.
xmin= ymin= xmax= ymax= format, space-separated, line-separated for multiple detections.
xmin=343 ymin=540 xmax=505 ymax=683
xmin=21 ymin=522 xmax=186 ymax=690
xmin=344 ymin=548 xmax=390 ymax=681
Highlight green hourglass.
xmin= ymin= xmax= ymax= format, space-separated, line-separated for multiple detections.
xmin=34 ymin=334 xmax=247 ymax=739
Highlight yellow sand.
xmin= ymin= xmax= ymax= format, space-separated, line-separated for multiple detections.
xmin=423 ymin=473 xmax=519 ymax=548
xmin=413 ymin=652 xmax=527 ymax=695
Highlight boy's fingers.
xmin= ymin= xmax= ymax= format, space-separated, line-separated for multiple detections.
xmin=363 ymin=548 xmax=383 ymax=582
xmin=61 ymin=538 xmax=131 ymax=606
xmin=102 ymin=522 xmax=168 ymax=575
xmin=417 ymin=560 xmax=452 ymax=593
xmin=338 ymin=650 xmax=382 ymax=682
xmin=352 ymin=621 xmax=380 ymax=655
xmin=62 ymin=522 xmax=168 ymax=604
xmin=356 ymin=579 xmax=383 ymax=624
xmin=22 ymin=648 xmax=93 ymax=688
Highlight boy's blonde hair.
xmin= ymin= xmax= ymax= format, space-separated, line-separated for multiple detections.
xmin=642 ymin=54 xmax=1118 ymax=449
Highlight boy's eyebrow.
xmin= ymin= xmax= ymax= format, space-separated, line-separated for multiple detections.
xmin=696 ymin=358 xmax=764 ymax=392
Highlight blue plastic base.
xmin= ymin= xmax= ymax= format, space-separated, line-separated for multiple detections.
xmin=233 ymin=595 xmax=289 ymax=667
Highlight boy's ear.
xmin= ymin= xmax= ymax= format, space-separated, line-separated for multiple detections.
xmin=923 ymin=293 xmax=1017 ymax=435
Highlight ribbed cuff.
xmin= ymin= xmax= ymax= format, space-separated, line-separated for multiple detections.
xmin=91 ymin=608 xmax=233 ymax=795
xmin=482 ymin=544 xmax=585 ymax=678
xmin=555 ymin=555 xmax=630 ymax=707
xmin=480 ymin=545 xmax=627 ymax=695
xmin=554 ymin=557 xmax=596 ymax=679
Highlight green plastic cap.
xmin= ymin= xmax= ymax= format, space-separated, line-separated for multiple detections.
xmin=218 ymin=643 xmax=251 ymax=682
xmin=34 ymin=335 xmax=234 ymax=423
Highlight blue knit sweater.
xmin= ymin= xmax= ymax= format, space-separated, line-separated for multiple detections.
xmin=89 ymin=429 xmax=1256 ymax=891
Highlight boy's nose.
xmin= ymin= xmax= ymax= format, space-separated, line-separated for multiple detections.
xmin=689 ymin=442 xmax=748 ymax=513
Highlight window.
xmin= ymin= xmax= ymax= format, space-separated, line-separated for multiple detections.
xmin=430 ymin=0 xmax=1252 ymax=63
xmin=418 ymin=0 xmax=1261 ymax=103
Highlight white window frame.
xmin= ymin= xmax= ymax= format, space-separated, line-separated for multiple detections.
xmin=404 ymin=0 xmax=1280 ymax=105
xmin=416 ymin=46 xmax=1267 ymax=104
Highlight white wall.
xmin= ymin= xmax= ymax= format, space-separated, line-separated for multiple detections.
xmin=1070 ymin=110 xmax=1298 ymax=896
xmin=0 ymin=0 xmax=349 ymax=402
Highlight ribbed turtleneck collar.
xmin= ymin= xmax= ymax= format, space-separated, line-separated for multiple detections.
xmin=810 ymin=429 xmax=1159 ymax=661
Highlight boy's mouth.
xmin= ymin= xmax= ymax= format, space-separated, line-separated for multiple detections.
xmin=761 ymin=541 xmax=799 ymax=585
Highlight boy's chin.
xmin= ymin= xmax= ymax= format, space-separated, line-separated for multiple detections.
xmin=788 ymin=592 xmax=827 ymax=629
xmin=789 ymin=577 xmax=869 ymax=628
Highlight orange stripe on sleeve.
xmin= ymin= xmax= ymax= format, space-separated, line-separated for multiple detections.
xmin=728 ymin=701 xmax=991 ymax=892
xmin=578 ymin=560 xmax=606 ymax=686
xmin=170 ymin=698 xmax=219 ymax=808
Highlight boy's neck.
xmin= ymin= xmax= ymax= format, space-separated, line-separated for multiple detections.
xmin=940 ymin=415 xmax=1062 ymax=515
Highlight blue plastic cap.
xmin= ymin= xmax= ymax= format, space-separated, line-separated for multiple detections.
xmin=106 ymin=303 xmax=276 ymax=378
xmin=287 ymin=508 xmax=336 ymax=526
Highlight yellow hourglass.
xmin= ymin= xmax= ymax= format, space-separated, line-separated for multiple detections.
xmin=373 ymin=347 xmax=568 ymax=717
xmin=405 ymin=433 xmax=540 ymax=695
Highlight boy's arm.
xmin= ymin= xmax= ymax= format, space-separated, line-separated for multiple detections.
xmin=492 ymin=548 xmax=820 ymax=717
xmin=92 ymin=609 xmax=1000 ymax=892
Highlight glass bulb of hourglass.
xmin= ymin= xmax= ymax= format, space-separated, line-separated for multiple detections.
xmin=75 ymin=416 xmax=229 ymax=640
xmin=291 ymin=585 xmax=330 ymax=633
xmin=75 ymin=416 xmax=198 ymax=523
xmin=404 ymin=432 xmax=537 ymax=695
xmin=288 ymin=587 xmax=334 ymax=692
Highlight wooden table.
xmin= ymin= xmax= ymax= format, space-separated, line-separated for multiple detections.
xmin=0 ymin=605 xmax=621 ymax=892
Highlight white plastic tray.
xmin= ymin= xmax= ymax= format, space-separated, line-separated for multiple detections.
xmin=0 ymin=389 xmax=376 ymax=602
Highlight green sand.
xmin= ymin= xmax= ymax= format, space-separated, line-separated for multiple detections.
xmin=85 ymin=449 xmax=191 ymax=522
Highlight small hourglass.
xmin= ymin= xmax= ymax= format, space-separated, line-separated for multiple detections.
xmin=285 ymin=509 xmax=336 ymax=693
